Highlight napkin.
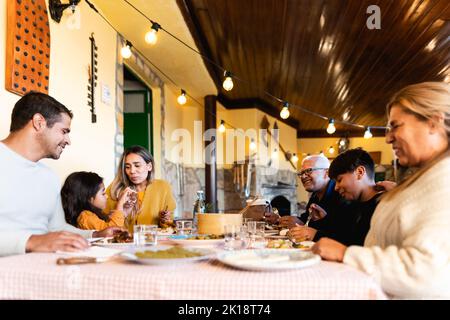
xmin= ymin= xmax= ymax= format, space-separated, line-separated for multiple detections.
xmin=56 ymin=246 xmax=123 ymax=260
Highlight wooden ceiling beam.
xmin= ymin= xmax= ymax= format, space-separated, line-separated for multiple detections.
xmin=217 ymin=94 xmax=300 ymax=130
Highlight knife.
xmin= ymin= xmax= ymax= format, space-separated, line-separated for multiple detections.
xmin=56 ymin=257 xmax=102 ymax=265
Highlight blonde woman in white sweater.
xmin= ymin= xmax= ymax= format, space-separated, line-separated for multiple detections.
xmin=312 ymin=82 xmax=450 ymax=299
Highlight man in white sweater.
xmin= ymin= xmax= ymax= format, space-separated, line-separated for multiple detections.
xmin=0 ymin=92 xmax=119 ymax=256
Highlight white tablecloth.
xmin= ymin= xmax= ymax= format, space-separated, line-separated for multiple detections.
xmin=0 ymin=252 xmax=387 ymax=300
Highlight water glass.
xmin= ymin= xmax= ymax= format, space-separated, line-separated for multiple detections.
xmin=176 ymin=220 xmax=193 ymax=235
xmin=247 ymin=221 xmax=267 ymax=249
xmin=224 ymin=225 xmax=248 ymax=250
xmin=247 ymin=221 xmax=265 ymax=234
xmin=134 ymin=224 xmax=158 ymax=246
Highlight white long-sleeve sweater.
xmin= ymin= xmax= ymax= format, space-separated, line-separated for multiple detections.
xmin=0 ymin=142 xmax=93 ymax=256
xmin=344 ymin=156 xmax=450 ymax=299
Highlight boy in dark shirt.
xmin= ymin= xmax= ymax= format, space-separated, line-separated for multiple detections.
xmin=290 ymin=148 xmax=382 ymax=246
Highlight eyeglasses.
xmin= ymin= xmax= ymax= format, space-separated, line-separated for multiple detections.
xmin=297 ymin=168 xmax=327 ymax=177
xmin=385 ymin=122 xmax=404 ymax=135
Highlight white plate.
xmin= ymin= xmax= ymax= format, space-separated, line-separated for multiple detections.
xmin=216 ymin=249 xmax=321 ymax=271
xmin=120 ymin=245 xmax=215 ymax=265
xmin=90 ymin=237 xmax=135 ymax=248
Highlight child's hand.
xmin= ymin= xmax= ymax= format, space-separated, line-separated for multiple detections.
xmin=117 ymin=187 xmax=137 ymax=212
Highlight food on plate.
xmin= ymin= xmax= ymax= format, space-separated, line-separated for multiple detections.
xmin=279 ymin=229 xmax=289 ymax=236
xmin=266 ymin=239 xmax=293 ymax=249
xmin=135 ymin=247 xmax=204 ymax=259
xmin=187 ymin=234 xmax=224 ymax=240
xmin=112 ymin=231 xmax=133 ymax=243
xmin=158 ymin=227 xmax=175 ymax=235
xmin=293 ymin=241 xmax=314 ymax=249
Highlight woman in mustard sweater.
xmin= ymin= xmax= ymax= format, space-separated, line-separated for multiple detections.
xmin=105 ymin=145 xmax=176 ymax=233
xmin=61 ymin=171 xmax=133 ymax=230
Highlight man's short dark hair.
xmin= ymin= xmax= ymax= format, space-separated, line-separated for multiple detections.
xmin=329 ymin=148 xmax=375 ymax=180
xmin=10 ymin=91 xmax=73 ymax=132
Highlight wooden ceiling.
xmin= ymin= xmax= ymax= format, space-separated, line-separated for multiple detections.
xmin=177 ymin=0 xmax=450 ymax=137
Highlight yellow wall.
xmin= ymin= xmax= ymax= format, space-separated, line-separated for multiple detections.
xmin=215 ymin=106 xmax=298 ymax=171
xmin=296 ymin=136 xmax=394 ymax=202
xmin=0 ymin=1 xmax=118 ymax=184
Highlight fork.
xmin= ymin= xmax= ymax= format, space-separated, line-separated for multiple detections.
xmin=305 ymin=207 xmax=313 ymax=227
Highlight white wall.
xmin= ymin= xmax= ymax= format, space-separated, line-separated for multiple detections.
xmin=0 ymin=0 xmax=118 ymax=184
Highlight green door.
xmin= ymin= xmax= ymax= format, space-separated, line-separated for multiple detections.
xmin=123 ymin=89 xmax=153 ymax=155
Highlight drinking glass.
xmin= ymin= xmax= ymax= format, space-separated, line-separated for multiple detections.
xmin=176 ymin=220 xmax=193 ymax=235
xmin=224 ymin=225 xmax=248 ymax=251
xmin=134 ymin=225 xmax=158 ymax=246
xmin=247 ymin=221 xmax=267 ymax=249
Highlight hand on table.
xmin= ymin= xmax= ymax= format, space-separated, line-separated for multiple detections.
xmin=26 ymin=232 xmax=89 ymax=253
xmin=312 ymin=237 xmax=347 ymax=262
xmin=288 ymin=225 xmax=317 ymax=242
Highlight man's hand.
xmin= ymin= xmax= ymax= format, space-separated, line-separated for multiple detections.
xmin=93 ymin=226 xmax=126 ymax=238
xmin=309 ymin=203 xmax=327 ymax=221
xmin=288 ymin=225 xmax=317 ymax=242
xmin=311 ymin=237 xmax=347 ymax=262
xmin=26 ymin=232 xmax=89 ymax=253
xmin=279 ymin=216 xmax=304 ymax=228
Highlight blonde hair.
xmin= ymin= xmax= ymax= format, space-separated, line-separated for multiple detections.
xmin=384 ymin=82 xmax=450 ymax=200
xmin=110 ymin=145 xmax=154 ymax=201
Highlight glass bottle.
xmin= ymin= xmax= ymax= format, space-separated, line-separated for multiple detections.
xmin=192 ymin=190 xmax=206 ymax=229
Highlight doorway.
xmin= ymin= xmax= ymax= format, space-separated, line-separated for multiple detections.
xmin=123 ymin=66 xmax=153 ymax=155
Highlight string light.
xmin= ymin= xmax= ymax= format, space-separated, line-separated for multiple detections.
xmin=291 ymin=153 xmax=299 ymax=163
xmin=145 ymin=21 xmax=161 ymax=45
xmin=222 ymin=71 xmax=234 ymax=91
xmin=280 ymin=102 xmax=290 ymax=119
xmin=364 ymin=127 xmax=373 ymax=139
xmin=249 ymin=138 xmax=257 ymax=151
xmin=218 ymin=120 xmax=226 ymax=133
xmin=272 ymin=148 xmax=279 ymax=158
xmin=328 ymin=146 xmax=335 ymax=154
xmin=120 ymin=40 xmax=132 ymax=59
xmin=177 ymin=89 xmax=187 ymax=105
xmin=114 ymin=0 xmax=388 ymax=134
xmin=326 ymin=119 xmax=336 ymax=134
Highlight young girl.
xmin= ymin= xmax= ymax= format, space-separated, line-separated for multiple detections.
xmin=61 ymin=171 xmax=134 ymax=231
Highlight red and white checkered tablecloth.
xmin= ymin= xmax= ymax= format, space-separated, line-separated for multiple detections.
xmin=0 ymin=252 xmax=386 ymax=300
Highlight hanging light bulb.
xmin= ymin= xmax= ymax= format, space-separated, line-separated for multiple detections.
xmin=280 ymin=102 xmax=290 ymax=119
xmin=364 ymin=127 xmax=373 ymax=139
xmin=326 ymin=118 xmax=336 ymax=134
xmin=272 ymin=148 xmax=279 ymax=158
xmin=249 ymin=138 xmax=257 ymax=151
xmin=291 ymin=153 xmax=299 ymax=163
xmin=66 ymin=4 xmax=81 ymax=30
xmin=145 ymin=22 xmax=161 ymax=45
xmin=218 ymin=120 xmax=226 ymax=133
xmin=222 ymin=71 xmax=234 ymax=91
xmin=328 ymin=146 xmax=335 ymax=154
xmin=121 ymin=40 xmax=132 ymax=59
xmin=177 ymin=89 xmax=187 ymax=105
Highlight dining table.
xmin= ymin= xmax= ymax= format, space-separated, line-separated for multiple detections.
xmin=0 ymin=242 xmax=387 ymax=300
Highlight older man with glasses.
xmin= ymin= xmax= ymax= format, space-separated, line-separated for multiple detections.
xmin=280 ymin=154 xmax=352 ymax=242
